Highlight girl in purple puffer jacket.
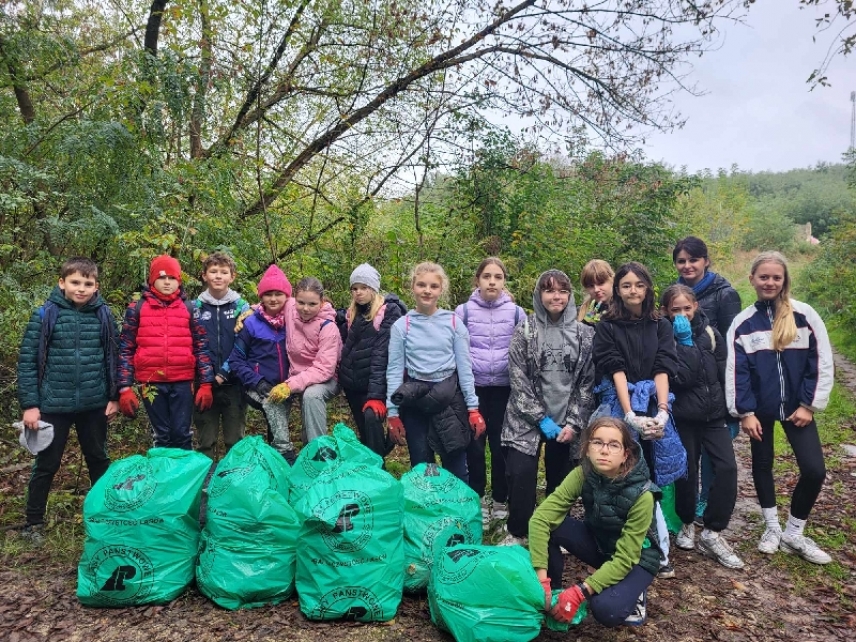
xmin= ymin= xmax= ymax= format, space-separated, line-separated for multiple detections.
xmin=455 ymin=257 xmax=525 ymax=528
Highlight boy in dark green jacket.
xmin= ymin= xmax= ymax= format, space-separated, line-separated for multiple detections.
xmin=16 ymin=257 xmax=119 ymax=545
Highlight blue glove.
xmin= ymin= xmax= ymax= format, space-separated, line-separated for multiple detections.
xmin=539 ymin=416 xmax=561 ymax=439
xmin=673 ymin=315 xmax=692 ymax=346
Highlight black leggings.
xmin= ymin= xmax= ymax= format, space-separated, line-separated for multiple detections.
xmin=750 ymin=417 xmax=826 ymax=520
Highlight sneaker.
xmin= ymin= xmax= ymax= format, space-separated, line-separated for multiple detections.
xmin=676 ymin=523 xmax=696 ymax=550
xmin=693 ymin=514 xmax=705 ymax=528
xmin=758 ymin=528 xmax=782 ymax=555
xmin=497 ymin=527 xmax=528 ymax=547
xmin=20 ymin=523 xmax=45 ymax=547
xmin=657 ymin=563 xmax=675 ymax=579
xmin=779 ymin=533 xmax=832 ymax=565
xmin=698 ymin=532 xmax=745 ymax=569
xmin=624 ymin=591 xmax=647 ymax=626
xmin=480 ymin=497 xmax=491 ymax=529
xmin=492 ymin=501 xmax=509 ymax=521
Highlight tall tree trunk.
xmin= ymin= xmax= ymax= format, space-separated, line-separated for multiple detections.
xmin=0 ymin=35 xmax=35 ymax=124
xmin=189 ymin=0 xmax=211 ymax=158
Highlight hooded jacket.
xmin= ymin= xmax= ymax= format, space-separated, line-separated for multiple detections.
xmin=18 ymin=287 xmax=118 ymax=414
xmin=454 ymin=289 xmax=525 ymax=387
xmin=284 ymin=297 xmax=342 ymax=393
xmin=390 ymin=373 xmax=470 ymax=455
xmin=680 ymin=272 xmax=742 ymax=336
xmin=670 ymin=310 xmax=728 ymax=424
xmin=118 ymin=286 xmax=214 ymax=386
xmin=726 ymin=298 xmax=833 ymax=420
xmin=192 ymin=289 xmax=250 ymax=381
xmin=228 ymin=308 xmax=288 ymax=389
xmin=501 ymin=274 xmax=596 ymax=458
xmin=592 ymin=314 xmax=678 ymax=384
xmin=337 ymin=294 xmax=406 ymax=399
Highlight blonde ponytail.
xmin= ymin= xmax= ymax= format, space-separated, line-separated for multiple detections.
xmin=751 ymin=251 xmax=797 ymax=351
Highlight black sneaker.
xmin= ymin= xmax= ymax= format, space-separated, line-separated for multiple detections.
xmin=657 ymin=563 xmax=675 ymax=579
xmin=20 ymin=523 xmax=45 ymax=547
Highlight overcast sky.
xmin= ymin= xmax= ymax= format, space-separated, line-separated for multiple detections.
xmin=640 ymin=0 xmax=856 ymax=173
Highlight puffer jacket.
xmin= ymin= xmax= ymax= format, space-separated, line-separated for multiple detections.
xmin=118 ymin=286 xmax=214 ymax=386
xmin=228 ymin=309 xmax=288 ymax=389
xmin=454 ymin=289 xmax=525 ymax=387
xmin=192 ymin=290 xmax=250 ymax=381
xmin=501 ymin=282 xmax=596 ymax=459
xmin=592 ymin=316 xmax=678 ymax=384
xmin=338 ymin=294 xmax=406 ymax=399
xmin=17 ymin=287 xmax=118 ymax=413
xmin=284 ymin=297 xmax=342 ymax=393
xmin=670 ymin=311 xmax=728 ymax=424
xmin=684 ymin=272 xmax=742 ymax=336
xmin=391 ymin=373 xmax=470 ymax=455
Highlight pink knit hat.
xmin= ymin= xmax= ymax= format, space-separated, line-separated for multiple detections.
xmin=257 ymin=265 xmax=292 ymax=297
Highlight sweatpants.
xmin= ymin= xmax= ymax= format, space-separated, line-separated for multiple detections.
xmin=674 ymin=419 xmax=737 ymax=532
xmin=400 ymin=401 xmax=468 ymax=483
xmin=504 ymin=442 xmax=575 ymax=538
xmin=26 ymin=408 xmax=110 ymax=525
xmin=343 ymin=389 xmax=389 ymax=458
xmin=466 ymin=386 xmax=511 ymax=501
xmin=698 ymin=419 xmax=740 ymax=512
xmin=142 ymin=381 xmax=194 ymax=449
xmin=751 ymin=417 xmax=826 ymax=520
xmin=545 ymin=516 xmax=655 ymax=628
xmin=194 ymin=383 xmax=246 ymax=459
xmin=298 ymin=379 xmax=341 ymax=442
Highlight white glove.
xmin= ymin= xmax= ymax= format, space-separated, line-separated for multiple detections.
xmin=654 ymin=409 xmax=669 ymax=428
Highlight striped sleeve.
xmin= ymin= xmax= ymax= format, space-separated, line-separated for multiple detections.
xmin=725 ymin=306 xmax=757 ymax=418
xmin=795 ymin=301 xmax=834 ymax=412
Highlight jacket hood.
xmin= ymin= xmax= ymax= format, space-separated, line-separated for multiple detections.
xmin=294 ymin=299 xmax=336 ymax=324
xmin=199 ymin=288 xmax=241 ymax=306
xmin=532 ymin=271 xmax=577 ymax=323
xmin=49 ymin=285 xmax=105 ymax=312
xmin=383 ymin=293 xmax=407 ymax=315
xmin=689 ymin=308 xmax=712 ymax=334
xmin=407 ymin=307 xmax=455 ymax=321
xmin=468 ymin=288 xmax=514 ymax=309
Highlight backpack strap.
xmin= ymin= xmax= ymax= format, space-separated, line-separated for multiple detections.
xmin=36 ymin=302 xmax=58 ymax=386
xmin=463 ymin=304 xmax=469 ymax=329
xmin=705 ymin=326 xmax=716 ymax=351
xmin=514 ymin=306 xmax=520 ymax=325
xmin=320 ymin=319 xmax=332 ymax=330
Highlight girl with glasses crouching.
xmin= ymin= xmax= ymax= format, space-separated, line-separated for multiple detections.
xmin=529 ymin=417 xmax=663 ymax=628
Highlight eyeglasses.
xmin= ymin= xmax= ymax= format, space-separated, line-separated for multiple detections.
xmin=589 ymin=438 xmax=624 ymax=454
xmin=543 ymin=289 xmax=571 ymax=296
xmin=619 ymin=283 xmax=647 ymax=292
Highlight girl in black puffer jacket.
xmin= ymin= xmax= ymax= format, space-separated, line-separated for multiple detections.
xmin=661 ymin=285 xmax=741 ymax=570
xmin=337 ymin=263 xmax=406 ymax=458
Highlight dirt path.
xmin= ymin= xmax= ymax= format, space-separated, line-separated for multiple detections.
xmin=3 ymin=355 xmax=856 ymax=641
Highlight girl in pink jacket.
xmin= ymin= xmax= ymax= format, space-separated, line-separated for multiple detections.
xmin=282 ymin=277 xmax=342 ymax=443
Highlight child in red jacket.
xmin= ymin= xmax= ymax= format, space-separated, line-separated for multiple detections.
xmin=118 ymin=255 xmax=215 ymax=449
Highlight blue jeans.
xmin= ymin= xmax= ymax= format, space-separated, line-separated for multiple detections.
xmin=400 ymin=401 xmax=468 ymax=483
xmin=546 ymin=516 xmax=655 ymax=628
xmin=142 ymin=381 xmax=194 ymax=449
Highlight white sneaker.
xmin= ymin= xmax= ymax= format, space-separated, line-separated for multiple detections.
xmin=623 ymin=591 xmax=647 ymax=626
xmin=676 ymin=523 xmax=696 ymax=550
xmin=780 ymin=533 xmax=832 ymax=565
xmin=492 ymin=501 xmax=509 ymax=520
xmin=480 ymin=497 xmax=491 ymax=529
xmin=497 ymin=527 xmax=528 ymax=547
xmin=698 ymin=532 xmax=745 ymax=569
xmin=758 ymin=528 xmax=782 ymax=555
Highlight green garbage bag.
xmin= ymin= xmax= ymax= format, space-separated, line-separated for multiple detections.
xmin=295 ymin=460 xmax=404 ymax=622
xmin=77 ymin=448 xmax=210 ymax=606
xmin=428 ymin=540 xmax=544 ymax=642
xmin=660 ymin=483 xmax=682 ymax=535
xmin=196 ymin=436 xmax=299 ymax=610
xmin=401 ymin=463 xmax=481 ymax=592
xmin=288 ymin=423 xmax=382 ymax=508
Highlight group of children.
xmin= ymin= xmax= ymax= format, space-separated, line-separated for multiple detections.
xmin=15 ymin=240 xmax=835 ymax=630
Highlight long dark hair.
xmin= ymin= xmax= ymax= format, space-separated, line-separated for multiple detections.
xmin=579 ymin=417 xmax=639 ymax=479
xmin=603 ymin=262 xmax=658 ymax=321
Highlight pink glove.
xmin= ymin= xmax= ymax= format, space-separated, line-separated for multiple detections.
xmin=468 ymin=410 xmax=486 ymax=440
xmin=195 ymin=383 xmax=214 ymax=412
xmin=363 ymin=399 xmax=387 ymax=420
xmin=551 ymin=584 xmax=586 ymax=623
xmin=119 ymin=388 xmax=139 ymax=418
xmin=388 ymin=416 xmax=406 ymax=445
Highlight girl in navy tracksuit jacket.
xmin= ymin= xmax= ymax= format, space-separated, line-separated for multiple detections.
xmin=726 ymin=251 xmax=834 ymax=565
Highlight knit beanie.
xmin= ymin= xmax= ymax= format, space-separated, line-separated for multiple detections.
xmin=257 ymin=264 xmax=292 ymax=297
xmin=148 ymin=255 xmax=182 ymax=286
xmin=349 ymin=263 xmax=381 ymax=292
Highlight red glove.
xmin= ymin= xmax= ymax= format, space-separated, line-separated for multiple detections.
xmin=195 ymin=383 xmax=214 ymax=412
xmin=550 ymin=584 xmax=586 ymax=623
xmin=540 ymin=577 xmax=553 ymax=611
xmin=469 ymin=410 xmax=486 ymax=440
xmin=119 ymin=388 xmax=139 ymax=418
xmin=363 ymin=399 xmax=387 ymax=420
xmin=388 ymin=416 xmax=406 ymax=445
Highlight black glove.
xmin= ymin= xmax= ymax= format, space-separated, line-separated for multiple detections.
xmin=256 ymin=380 xmax=273 ymax=398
